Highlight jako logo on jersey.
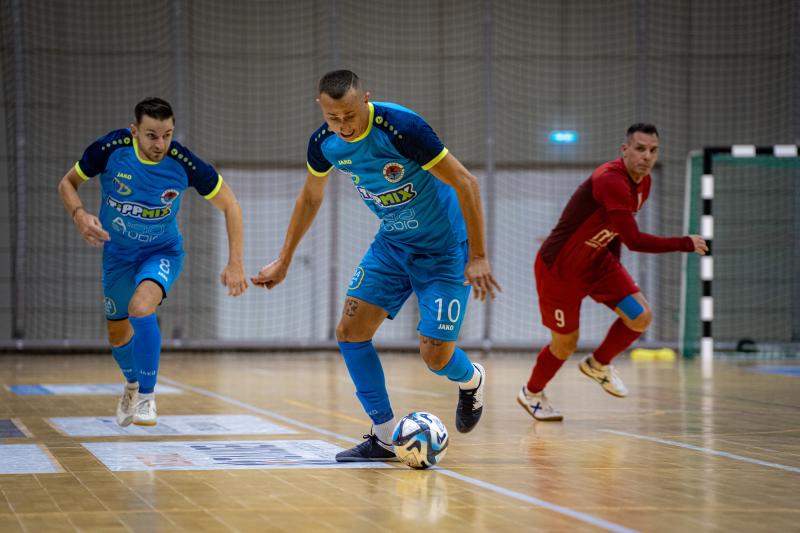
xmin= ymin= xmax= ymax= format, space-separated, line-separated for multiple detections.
xmin=107 ymin=197 xmax=171 ymax=220
xmin=114 ymin=172 xmax=133 ymax=196
xmin=357 ymin=183 xmax=417 ymax=208
xmin=161 ymin=189 xmax=179 ymax=204
xmin=383 ymin=162 xmax=405 ymax=183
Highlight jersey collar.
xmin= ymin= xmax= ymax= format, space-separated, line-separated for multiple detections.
xmin=346 ymin=102 xmax=374 ymax=143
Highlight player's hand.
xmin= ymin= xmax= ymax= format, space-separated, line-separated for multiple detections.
xmin=463 ymin=256 xmax=503 ymax=302
xmin=220 ymin=262 xmax=248 ymax=297
xmin=73 ymin=210 xmax=110 ymax=247
xmin=251 ymin=258 xmax=289 ymax=290
xmin=689 ymin=235 xmax=708 ymax=255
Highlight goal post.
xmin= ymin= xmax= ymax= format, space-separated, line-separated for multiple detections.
xmin=681 ymin=145 xmax=800 ymax=362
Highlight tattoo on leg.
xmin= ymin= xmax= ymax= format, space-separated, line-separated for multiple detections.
xmin=421 ymin=335 xmax=443 ymax=346
xmin=344 ymin=297 xmax=359 ymax=317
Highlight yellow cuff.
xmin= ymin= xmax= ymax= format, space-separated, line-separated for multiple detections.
xmin=421 ymin=147 xmax=449 ymax=170
xmin=307 ymin=161 xmax=333 ymax=177
xmin=74 ymin=162 xmax=91 ymax=180
xmin=204 ymin=174 xmax=224 ymax=199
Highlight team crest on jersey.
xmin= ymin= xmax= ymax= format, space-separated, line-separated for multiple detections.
xmin=383 ymin=162 xmax=405 ymax=183
xmin=161 ymin=189 xmax=180 ymax=205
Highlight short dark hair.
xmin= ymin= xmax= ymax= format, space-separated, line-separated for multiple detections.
xmin=627 ymin=123 xmax=659 ymax=138
xmin=134 ymin=97 xmax=174 ymax=124
xmin=318 ymin=70 xmax=361 ymax=99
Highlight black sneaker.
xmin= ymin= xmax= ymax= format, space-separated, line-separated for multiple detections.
xmin=335 ymin=434 xmax=399 ymax=462
xmin=455 ymin=363 xmax=485 ymax=433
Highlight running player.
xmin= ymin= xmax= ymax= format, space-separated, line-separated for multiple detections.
xmin=252 ymin=70 xmax=502 ymax=461
xmin=57 ymin=97 xmax=248 ymax=427
xmin=518 ymin=123 xmax=707 ymax=421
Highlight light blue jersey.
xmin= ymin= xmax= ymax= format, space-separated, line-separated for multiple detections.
xmin=75 ymin=128 xmax=222 ymax=257
xmin=307 ymin=102 xmax=467 ymax=253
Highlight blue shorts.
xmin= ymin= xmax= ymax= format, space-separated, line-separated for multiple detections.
xmin=102 ymin=247 xmax=185 ymax=320
xmin=346 ymin=237 xmax=470 ymax=341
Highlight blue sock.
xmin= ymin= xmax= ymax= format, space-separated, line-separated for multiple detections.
xmin=129 ymin=314 xmax=161 ymax=394
xmin=338 ymin=340 xmax=393 ymax=425
xmin=431 ymin=347 xmax=475 ymax=382
xmin=111 ymin=337 xmax=138 ymax=383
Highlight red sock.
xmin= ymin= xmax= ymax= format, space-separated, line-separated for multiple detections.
xmin=526 ymin=345 xmax=565 ymax=393
xmin=593 ymin=318 xmax=642 ymax=365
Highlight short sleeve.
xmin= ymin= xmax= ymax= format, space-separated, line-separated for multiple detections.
xmin=389 ymin=112 xmax=448 ymax=170
xmin=168 ymin=141 xmax=222 ymax=199
xmin=593 ymin=169 xmax=634 ymax=212
xmin=306 ymin=124 xmax=335 ymax=177
xmin=75 ymin=129 xmax=132 ymax=179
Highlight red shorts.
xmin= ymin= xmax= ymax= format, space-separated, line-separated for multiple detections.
xmin=534 ymin=252 xmax=639 ymax=333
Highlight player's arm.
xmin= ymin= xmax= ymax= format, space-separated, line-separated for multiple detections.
xmin=428 ymin=153 xmax=502 ymax=301
xmin=57 ymin=165 xmax=110 ymax=247
xmin=608 ymin=210 xmax=707 ymax=254
xmin=251 ymin=171 xmax=329 ymax=289
xmin=208 ymin=181 xmax=248 ymax=297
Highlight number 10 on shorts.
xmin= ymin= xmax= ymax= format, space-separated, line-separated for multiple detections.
xmin=435 ymin=298 xmax=461 ymax=323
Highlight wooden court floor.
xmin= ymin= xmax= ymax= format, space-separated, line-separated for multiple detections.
xmin=0 ymin=351 xmax=798 ymax=532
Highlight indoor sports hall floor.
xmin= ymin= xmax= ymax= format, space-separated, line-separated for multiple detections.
xmin=0 ymin=351 xmax=797 ymax=532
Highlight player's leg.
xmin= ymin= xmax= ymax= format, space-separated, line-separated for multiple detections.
xmin=335 ymin=239 xmax=409 ymax=462
xmin=580 ymin=264 xmax=649 ymax=397
xmin=412 ymin=241 xmax=484 ymax=433
xmin=518 ymin=255 xmax=581 ymax=421
xmin=102 ymin=255 xmax=140 ymax=426
xmin=128 ymin=251 xmax=184 ymax=426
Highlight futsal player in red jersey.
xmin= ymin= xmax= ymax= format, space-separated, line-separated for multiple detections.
xmin=517 ymin=124 xmax=708 ymax=421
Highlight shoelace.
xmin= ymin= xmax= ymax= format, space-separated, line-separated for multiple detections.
xmin=135 ymin=400 xmax=152 ymax=415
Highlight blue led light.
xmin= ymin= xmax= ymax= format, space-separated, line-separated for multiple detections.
xmin=549 ymin=130 xmax=578 ymax=144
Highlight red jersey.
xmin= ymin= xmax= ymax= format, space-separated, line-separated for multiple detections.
xmin=539 ymin=158 xmax=692 ymax=281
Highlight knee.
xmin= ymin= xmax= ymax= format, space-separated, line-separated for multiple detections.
xmin=127 ymin=300 xmax=152 ymax=318
xmin=107 ymin=324 xmax=132 ymax=347
xmin=336 ymin=321 xmax=366 ymax=343
xmin=419 ymin=338 xmax=451 ymax=370
xmin=550 ymin=336 xmax=578 ymax=360
xmin=626 ymin=309 xmax=653 ymax=332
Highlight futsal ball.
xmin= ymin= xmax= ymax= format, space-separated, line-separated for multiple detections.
xmin=392 ymin=411 xmax=449 ymax=469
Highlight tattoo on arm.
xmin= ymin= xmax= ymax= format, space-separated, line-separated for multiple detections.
xmin=344 ymin=297 xmax=360 ymax=317
xmin=420 ymin=335 xmax=443 ymax=346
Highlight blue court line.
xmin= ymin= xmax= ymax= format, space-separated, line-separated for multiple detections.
xmin=160 ymin=376 xmax=639 ymax=533
xmin=747 ymin=366 xmax=800 ymax=377
xmin=601 ymin=430 xmax=800 ymax=474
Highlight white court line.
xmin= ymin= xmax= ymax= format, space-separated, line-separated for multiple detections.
xmin=160 ymin=376 xmax=639 ymax=533
xmin=601 ymin=430 xmax=800 ymax=474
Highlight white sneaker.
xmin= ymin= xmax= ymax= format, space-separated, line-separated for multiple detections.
xmin=132 ymin=396 xmax=157 ymax=426
xmin=116 ymin=384 xmax=138 ymax=427
xmin=579 ymin=355 xmax=628 ymax=397
xmin=516 ymin=386 xmax=563 ymax=421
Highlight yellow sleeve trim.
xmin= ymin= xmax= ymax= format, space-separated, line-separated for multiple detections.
xmin=307 ymin=161 xmax=333 ymax=177
xmin=204 ymin=174 xmax=224 ymax=200
xmin=422 ymin=147 xmax=449 ymax=170
xmin=74 ymin=162 xmax=91 ymax=180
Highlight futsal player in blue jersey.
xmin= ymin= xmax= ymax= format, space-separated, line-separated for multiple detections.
xmin=57 ymin=97 xmax=248 ymax=426
xmin=252 ymin=70 xmax=502 ymax=461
